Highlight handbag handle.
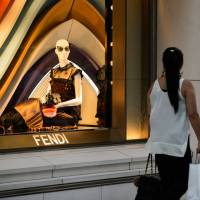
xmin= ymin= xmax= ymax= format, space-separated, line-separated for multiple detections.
xmin=145 ymin=153 xmax=157 ymax=175
xmin=195 ymin=149 xmax=200 ymax=164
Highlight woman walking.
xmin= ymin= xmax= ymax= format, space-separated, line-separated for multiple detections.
xmin=146 ymin=47 xmax=200 ymax=199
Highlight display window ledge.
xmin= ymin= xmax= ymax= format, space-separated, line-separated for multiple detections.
xmin=0 ymin=143 xmax=148 ymax=197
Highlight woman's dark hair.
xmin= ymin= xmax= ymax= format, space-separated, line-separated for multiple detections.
xmin=162 ymin=47 xmax=183 ymax=113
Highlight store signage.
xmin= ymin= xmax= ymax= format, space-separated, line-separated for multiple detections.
xmin=32 ymin=133 xmax=69 ymax=146
xmin=0 ymin=129 xmax=109 ymax=151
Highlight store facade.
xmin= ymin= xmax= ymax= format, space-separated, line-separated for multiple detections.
xmin=0 ymin=0 xmax=158 ymax=198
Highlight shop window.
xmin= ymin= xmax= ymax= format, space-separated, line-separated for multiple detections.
xmin=0 ymin=0 xmax=156 ymax=151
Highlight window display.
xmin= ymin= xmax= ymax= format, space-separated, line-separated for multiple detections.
xmin=0 ymin=34 xmax=110 ymax=150
xmin=0 ymin=0 xmax=155 ymax=151
xmin=0 ymin=39 xmax=82 ymax=133
xmin=0 ymin=0 xmax=111 ymax=151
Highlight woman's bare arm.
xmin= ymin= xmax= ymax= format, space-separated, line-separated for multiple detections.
xmin=183 ymin=80 xmax=200 ymax=151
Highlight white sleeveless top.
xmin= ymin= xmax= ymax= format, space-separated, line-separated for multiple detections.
xmin=145 ymin=78 xmax=190 ymax=157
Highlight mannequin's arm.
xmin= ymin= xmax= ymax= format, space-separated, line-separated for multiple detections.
xmin=55 ymin=73 xmax=82 ymax=108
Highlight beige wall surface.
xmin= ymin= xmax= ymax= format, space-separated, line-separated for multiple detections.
xmin=157 ymin=0 xmax=200 ymax=154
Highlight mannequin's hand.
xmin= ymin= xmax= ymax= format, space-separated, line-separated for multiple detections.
xmin=55 ymin=103 xmax=59 ymax=109
xmin=52 ymin=93 xmax=61 ymax=104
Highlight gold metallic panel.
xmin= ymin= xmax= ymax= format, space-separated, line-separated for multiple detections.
xmin=112 ymin=0 xmax=126 ymax=140
xmin=0 ymin=0 xmax=47 ymax=94
xmin=0 ymin=0 xmax=12 ymax=21
xmin=0 ymin=0 xmax=26 ymax=48
xmin=70 ymin=0 xmax=105 ymax=45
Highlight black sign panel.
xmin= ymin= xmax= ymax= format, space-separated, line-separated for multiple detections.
xmin=0 ymin=128 xmax=111 ymax=152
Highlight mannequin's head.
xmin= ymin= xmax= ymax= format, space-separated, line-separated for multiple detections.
xmin=55 ymin=39 xmax=70 ymax=64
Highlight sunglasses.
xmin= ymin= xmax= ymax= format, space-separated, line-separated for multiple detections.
xmin=56 ymin=46 xmax=70 ymax=52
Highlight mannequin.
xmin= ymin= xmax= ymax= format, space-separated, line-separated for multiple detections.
xmin=0 ymin=39 xmax=82 ymax=134
xmin=42 ymin=39 xmax=82 ymax=127
xmin=41 ymin=39 xmax=82 ymax=107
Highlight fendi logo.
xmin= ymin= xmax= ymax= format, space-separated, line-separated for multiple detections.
xmin=32 ymin=133 xmax=69 ymax=146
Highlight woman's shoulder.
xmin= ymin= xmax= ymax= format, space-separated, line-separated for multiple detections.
xmin=151 ymin=78 xmax=159 ymax=89
xmin=182 ymin=79 xmax=193 ymax=88
xmin=148 ymin=79 xmax=158 ymax=95
xmin=181 ymin=79 xmax=194 ymax=97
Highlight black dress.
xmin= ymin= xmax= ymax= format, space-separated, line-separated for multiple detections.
xmin=43 ymin=63 xmax=82 ymax=126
